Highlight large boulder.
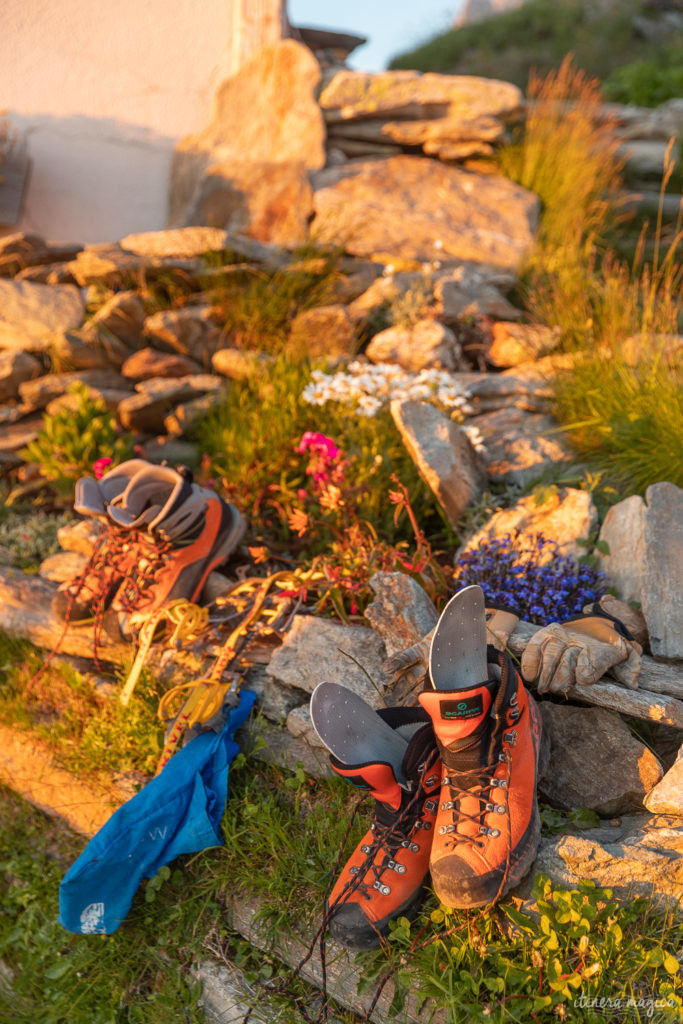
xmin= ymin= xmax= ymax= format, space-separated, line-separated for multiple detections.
xmin=391 ymin=399 xmax=486 ymax=527
xmin=169 ymin=41 xmax=325 ymax=239
xmin=645 ymin=744 xmax=683 ymax=816
xmin=289 ymin=304 xmax=356 ymax=358
xmin=0 ymin=350 xmax=41 ymax=402
xmin=364 ymin=572 xmax=438 ymax=657
xmin=0 ymin=279 xmax=84 ymax=352
xmin=538 ymin=703 xmax=663 ymax=816
xmin=534 ymin=815 xmax=683 ymax=913
xmin=142 ymin=307 xmax=221 ymax=360
xmin=487 ymin=322 xmax=561 ymax=367
xmin=120 ymin=227 xmax=231 ymax=259
xmin=173 ymin=160 xmax=313 ymax=248
xmin=466 ymin=406 xmax=572 ymax=486
xmin=312 ymin=157 xmax=538 ymax=270
xmin=599 ymin=483 xmax=683 ymax=658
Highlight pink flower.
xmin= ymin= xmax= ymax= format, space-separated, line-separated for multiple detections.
xmin=297 ymin=432 xmax=340 ymax=461
xmin=93 ymin=457 xmax=113 ymax=480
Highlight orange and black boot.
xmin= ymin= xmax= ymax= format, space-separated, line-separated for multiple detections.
xmin=322 ymin=704 xmax=441 ymax=950
xmin=107 ymin=464 xmax=245 ymax=635
xmin=419 ymin=645 xmax=545 ymax=909
xmin=51 ymin=459 xmax=150 ymax=622
xmin=416 ymin=585 xmax=546 ymax=909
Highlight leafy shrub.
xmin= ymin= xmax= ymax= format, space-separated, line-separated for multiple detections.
xmin=20 ymin=383 xmax=133 ymax=497
xmin=454 ymin=532 xmax=606 ymax=624
xmin=604 ymin=45 xmax=683 ymax=107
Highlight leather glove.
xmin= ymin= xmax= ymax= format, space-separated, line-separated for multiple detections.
xmin=485 ymin=607 xmax=520 ymax=652
xmin=383 ymin=626 xmax=435 ymax=694
xmin=521 ymin=612 xmax=642 ymax=695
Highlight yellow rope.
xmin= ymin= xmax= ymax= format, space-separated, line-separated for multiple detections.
xmin=119 ymin=600 xmax=209 ymax=707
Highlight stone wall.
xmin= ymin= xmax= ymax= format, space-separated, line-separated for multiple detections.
xmin=0 ymin=0 xmax=286 ymax=244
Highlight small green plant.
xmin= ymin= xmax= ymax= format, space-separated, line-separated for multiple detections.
xmin=359 ymin=876 xmax=682 ymax=1024
xmin=604 ymin=45 xmax=683 ymax=107
xmin=0 ymin=510 xmax=74 ymax=571
xmin=20 ymin=383 xmax=133 ymax=498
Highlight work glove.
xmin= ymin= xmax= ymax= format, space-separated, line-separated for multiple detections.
xmin=521 ymin=608 xmax=642 ymax=695
xmin=383 ymin=626 xmax=435 ymax=696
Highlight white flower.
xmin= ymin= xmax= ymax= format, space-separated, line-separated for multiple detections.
xmin=462 ymin=425 xmax=487 ymax=455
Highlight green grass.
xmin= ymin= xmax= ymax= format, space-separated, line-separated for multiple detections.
xmin=551 ymin=351 xmax=683 ymax=495
xmin=495 ymin=60 xmax=682 ymax=498
xmin=204 ymin=244 xmax=346 ymax=356
xmin=2 ymin=752 xmax=681 ymax=1024
xmin=0 ymin=631 xmax=165 ymax=779
xmin=388 ymin=0 xmax=680 ymax=98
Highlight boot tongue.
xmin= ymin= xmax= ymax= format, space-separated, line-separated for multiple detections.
xmin=419 ymin=680 xmax=495 ymax=747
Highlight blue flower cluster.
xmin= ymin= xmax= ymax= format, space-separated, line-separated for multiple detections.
xmin=454 ymin=531 xmax=607 ymax=626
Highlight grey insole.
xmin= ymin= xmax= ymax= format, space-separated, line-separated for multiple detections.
xmin=430 ymin=585 xmax=489 ymax=691
xmin=310 ymin=682 xmax=407 ymax=785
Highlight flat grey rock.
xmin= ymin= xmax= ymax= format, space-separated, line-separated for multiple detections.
xmin=266 ymin=615 xmax=389 ymax=708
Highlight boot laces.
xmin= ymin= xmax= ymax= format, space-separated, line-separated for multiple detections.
xmin=115 ymin=533 xmax=175 ymax=614
xmin=439 ymin=753 xmax=511 ymax=849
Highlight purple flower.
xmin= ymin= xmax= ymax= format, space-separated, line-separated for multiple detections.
xmin=454 ymin=532 xmax=606 ymax=625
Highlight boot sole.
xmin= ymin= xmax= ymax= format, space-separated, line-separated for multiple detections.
xmin=328 ymin=883 xmax=427 ymax=952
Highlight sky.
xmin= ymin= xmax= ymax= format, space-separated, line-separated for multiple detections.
xmin=288 ymin=0 xmax=464 ymax=72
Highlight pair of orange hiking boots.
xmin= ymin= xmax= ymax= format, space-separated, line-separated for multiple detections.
xmin=52 ymin=459 xmax=245 ymax=638
xmin=312 ymin=587 xmax=547 ymax=951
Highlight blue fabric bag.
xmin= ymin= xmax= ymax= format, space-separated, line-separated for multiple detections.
xmin=59 ymin=689 xmax=256 ymax=935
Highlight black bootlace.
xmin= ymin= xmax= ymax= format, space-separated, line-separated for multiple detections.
xmin=439 ymin=753 xmax=511 ymax=850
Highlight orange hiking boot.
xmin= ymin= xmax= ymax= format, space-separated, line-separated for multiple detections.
xmin=51 ymin=459 xmax=150 ymax=622
xmin=108 ymin=464 xmax=245 ymax=635
xmin=418 ymin=587 xmax=546 ymax=909
xmin=311 ymin=684 xmax=441 ymax=951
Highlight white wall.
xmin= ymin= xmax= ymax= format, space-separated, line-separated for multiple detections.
xmin=0 ymin=0 xmax=236 ymax=244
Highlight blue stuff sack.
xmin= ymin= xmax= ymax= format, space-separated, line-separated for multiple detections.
xmin=59 ymin=689 xmax=256 ymax=934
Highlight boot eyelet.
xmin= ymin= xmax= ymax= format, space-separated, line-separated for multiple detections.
xmin=424 ymin=800 xmax=437 ymax=812
xmin=374 ymin=881 xmax=391 ymax=896
xmin=425 ymin=774 xmax=438 ymax=787
xmin=439 ymin=824 xmax=455 ymax=835
xmin=496 ymin=779 xmax=508 ymax=790
xmin=490 ymin=828 xmax=500 ymax=837
xmin=360 ymin=844 xmax=371 ymax=854
xmin=349 ymin=866 xmax=360 ymax=874
xmin=441 ymin=801 xmax=454 ymax=811
xmin=494 ymin=805 xmax=506 ymax=814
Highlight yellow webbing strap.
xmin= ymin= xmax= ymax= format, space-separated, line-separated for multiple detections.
xmin=154 ymin=570 xmax=310 ymax=773
xmin=119 ymin=600 xmax=209 ymax=707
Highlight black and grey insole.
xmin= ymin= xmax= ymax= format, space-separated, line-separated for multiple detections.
xmin=429 ymin=585 xmax=488 ymax=691
xmin=310 ymin=682 xmax=407 ymax=786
